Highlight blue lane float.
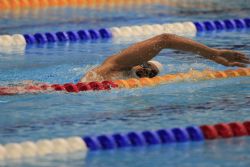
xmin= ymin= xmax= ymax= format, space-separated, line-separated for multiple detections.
xmin=83 ymin=126 xmax=204 ymax=151
xmin=194 ymin=18 xmax=250 ymax=32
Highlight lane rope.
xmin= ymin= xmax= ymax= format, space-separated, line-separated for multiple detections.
xmin=0 ymin=0 xmax=230 ymax=10
xmin=0 ymin=68 xmax=249 ymax=96
xmin=0 ymin=18 xmax=249 ymax=46
xmin=0 ymin=120 xmax=249 ymax=160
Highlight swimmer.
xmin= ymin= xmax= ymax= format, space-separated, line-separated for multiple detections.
xmin=80 ymin=34 xmax=250 ymax=82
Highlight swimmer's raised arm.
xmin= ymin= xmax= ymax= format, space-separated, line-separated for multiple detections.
xmin=81 ymin=34 xmax=249 ymax=82
xmin=103 ymin=33 xmax=249 ymax=70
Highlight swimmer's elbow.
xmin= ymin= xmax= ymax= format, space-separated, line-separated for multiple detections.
xmin=155 ymin=33 xmax=176 ymax=46
xmin=157 ymin=33 xmax=173 ymax=40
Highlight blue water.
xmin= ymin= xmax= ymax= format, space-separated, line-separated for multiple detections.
xmin=0 ymin=1 xmax=250 ymax=167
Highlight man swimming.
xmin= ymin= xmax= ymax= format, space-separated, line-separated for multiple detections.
xmin=80 ymin=34 xmax=250 ymax=82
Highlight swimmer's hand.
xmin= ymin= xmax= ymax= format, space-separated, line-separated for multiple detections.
xmin=210 ymin=50 xmax=250 ymax=67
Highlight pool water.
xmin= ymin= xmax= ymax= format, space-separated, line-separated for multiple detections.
xmin=0 ymin=1 xmax=250 ymax=167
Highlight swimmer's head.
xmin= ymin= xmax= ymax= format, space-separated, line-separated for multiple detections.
xmin=132 ymin=60 xmax=163 ymax=78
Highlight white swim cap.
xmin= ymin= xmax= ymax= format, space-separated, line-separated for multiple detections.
xmin=148 ymin=60 xmax=164 ymax=74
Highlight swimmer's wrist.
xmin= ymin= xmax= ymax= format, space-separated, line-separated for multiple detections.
xmin=213 ymin=49 xmax=221 ymax=57
xmin=203 ymin=48 xmax=220 ymax=59
xmin=214 ymin=49 xmax=228 ymax=58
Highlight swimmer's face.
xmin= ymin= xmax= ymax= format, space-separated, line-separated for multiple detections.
xmin=133 ymin=62 xmax=159 ymax=78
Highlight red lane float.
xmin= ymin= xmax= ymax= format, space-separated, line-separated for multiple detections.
xmin=228 ymin=122 xmax=248 ymax=136
xmin=0 ymin=81 xmax=118 ymax=96
xmin=200 ymin=121 xmax=250 ymax=140
xmin=243 ymin=121 xmax=250 ymax=134
xmin=0 ymin=83 xmax=50 ymax=95
xmin=200 ymin=125 xmax=218 ymax=140
xmin=214 ymin=123 xmax=234 ymax=138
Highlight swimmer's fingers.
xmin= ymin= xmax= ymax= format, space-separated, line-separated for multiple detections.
xmin=219 ymin=50 xmax=250 ymax=63
xmin=229 ymin=56 xmax=250 ymax=65
xmin=231 ymin=53 xmax=250 ymax=63
xmin=238 ymin=58 xmax=250 ymax=64
xmin=213 ymin=56 xmax=247 ymax=67
xmin=230 ymin=54 xmax=250 ymax=64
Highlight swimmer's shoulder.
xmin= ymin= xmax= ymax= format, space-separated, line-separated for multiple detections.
xmin=80 ymin=63 xmax=131 ymax=82
xmin=80 ymin=65 xmax=111 ymax=82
